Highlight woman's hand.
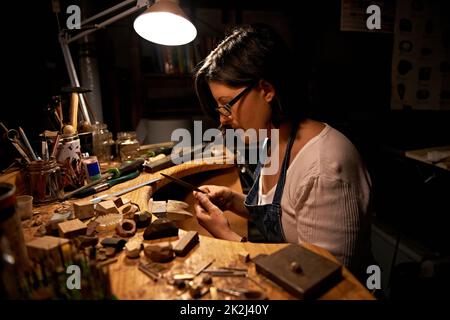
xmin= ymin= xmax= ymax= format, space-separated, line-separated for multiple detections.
xmin=195 ymin=185 xmax=234 ymax=210
xmin=193 ymin=191 xmax=241 ymax=241
xmin=194 ymin=185 xmax=250 ymax=219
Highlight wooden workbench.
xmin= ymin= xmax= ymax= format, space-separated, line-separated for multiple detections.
xmin=9 ymin=161 xmax=373 ymax=300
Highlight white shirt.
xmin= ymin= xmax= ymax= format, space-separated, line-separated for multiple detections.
xmin=258 ymin=124 xmax=372 ymax=272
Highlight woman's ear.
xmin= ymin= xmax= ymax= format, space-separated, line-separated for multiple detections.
xmin=259 ymin=80 xmax=275 ymax=103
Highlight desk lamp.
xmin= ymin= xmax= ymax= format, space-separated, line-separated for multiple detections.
xmin=58 ymin=0 xmax=197 ymax=125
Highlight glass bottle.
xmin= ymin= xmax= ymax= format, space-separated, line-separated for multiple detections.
xmin=116 ymin=131 xmax=140 ymax=162
xmin=92 ymin=122 xmax=112 ymax=163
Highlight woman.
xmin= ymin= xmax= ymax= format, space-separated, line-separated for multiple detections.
xmin=193 ymin=24 xmax=373 ymax=276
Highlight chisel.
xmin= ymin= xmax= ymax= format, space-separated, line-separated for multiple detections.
xmin=89 ymin=177 xmax=161 ymax=204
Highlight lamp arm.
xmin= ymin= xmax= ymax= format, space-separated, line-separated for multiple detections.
xmin=67 ymin=0 xmax=152 ymax=44
xmin=58 ymin=0 xmax=151 ymax=125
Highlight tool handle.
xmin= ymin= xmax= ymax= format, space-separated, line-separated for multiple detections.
xmin=72 ymin=170 xmax=140 ymax=198
xmin=109 ymin=158 xmax=144 ymax=178
xmin=70 ymin=92 xmax=79 ymax=130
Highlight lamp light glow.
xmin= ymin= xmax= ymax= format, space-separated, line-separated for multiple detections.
xmin=133 ymin=0 xmax=197 ymax=46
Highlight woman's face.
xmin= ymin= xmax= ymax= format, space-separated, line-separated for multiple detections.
xmin=209 ymin=81 xmax=274 ymax=132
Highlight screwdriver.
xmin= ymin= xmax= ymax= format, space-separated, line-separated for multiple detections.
xmin=63 ymin=158 xmax=145 ymax=199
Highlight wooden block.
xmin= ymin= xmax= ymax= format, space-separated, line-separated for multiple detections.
xmin=173 ymin=231 xmax=199 ymax=257
xmin=109 ymin=196 xmax=131 ymax=208
xmin=144 ymin=156 xmax=174 ymax=173
xmin=57 ymin=219 xmax=87 ymax=238
xmin=166 ymin=210 xmax=193 ymax=221
xmin=72 ymin=200 xmax=95 ymax=220
xmin=125 ymin=240 xmax=142 ymax=259
xmin=101 ymin=237 xmax=127 ymax=251
xmin=238 ymin=251 xmax=250 ymax=263
xmin=134 ymin=211 xmax=152 ymax=228
xmin=46 ymin=211 xmax=72 ymax=232
xmin=73 ymin=235 xmax=98 ymax=249
xmin=95 ymin=200 xmax=119 ymax=215
xmin=149 ymin=199 xmax=167 ymax=218
xmin=26 ymin=236 xmax=70 ymax=265
xmin=144 ymin=244 xmax=175 ymax=263
xmin=143 ymin=218 xmax=178 ymax=240
xmin=166 ymin=200 xmax=189 ymax=211
xmin=119 ymin=204 xmax=139 ymax=219
xmin=253 ymin=244 xmax=342 ymax=299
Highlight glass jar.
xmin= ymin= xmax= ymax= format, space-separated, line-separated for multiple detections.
xmin=92 ymin=122 xmax=112 ymax=163
xmin=116 ymin=131 xmax=140 ymax=162
xmin=26 ymin=159 xmax=63 ymax=204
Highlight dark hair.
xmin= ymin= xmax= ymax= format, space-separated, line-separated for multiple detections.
xmin=194 ymin=24 xmax=308 ymax=127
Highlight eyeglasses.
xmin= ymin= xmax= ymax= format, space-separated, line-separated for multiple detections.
xmin=216 ymin=83 xmax=256 ymax=117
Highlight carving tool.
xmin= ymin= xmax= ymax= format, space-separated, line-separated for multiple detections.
xmin=160 ymin=173 xmax=207 ymax=194
xmin=89 ymin=177 xmax=161 ymax=204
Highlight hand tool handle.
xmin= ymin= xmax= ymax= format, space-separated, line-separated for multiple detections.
xmin=109 ymin=158 xmax=145 ymax=178
xmin=70 ymin=92 xmax=79 ymax=130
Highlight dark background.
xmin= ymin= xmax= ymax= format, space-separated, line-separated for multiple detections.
xmin=1 ymin=0 xmax=450 ymax=298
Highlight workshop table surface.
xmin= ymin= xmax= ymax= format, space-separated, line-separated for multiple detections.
xmin=13 ymin=161 xmax=374 ymax=300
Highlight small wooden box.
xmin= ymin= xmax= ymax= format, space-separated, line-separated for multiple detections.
xmin=254 ymin=244 xmax=342 ymax=299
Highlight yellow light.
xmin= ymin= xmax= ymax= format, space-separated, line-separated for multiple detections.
xmin=134 ymin=0 xmax=197 ymax=46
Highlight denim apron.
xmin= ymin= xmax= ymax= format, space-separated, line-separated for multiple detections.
xmin=244 ymin=125 xmax=298 ymax=243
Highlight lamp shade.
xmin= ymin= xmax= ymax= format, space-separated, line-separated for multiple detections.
xmin=133 ymin=0 xmax=197 ymax=46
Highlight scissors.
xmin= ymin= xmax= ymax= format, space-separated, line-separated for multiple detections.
xmin=6 ymin=129 xmax=32 ymax=163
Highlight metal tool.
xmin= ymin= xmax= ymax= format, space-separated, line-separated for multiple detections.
xmin=160 ymin=173 xmax=207 ymax=194
xmin=89 ymin=177 xmax=161 ymax=204
xmin=6 ymin=129 xmax=31 ymax=163
xmin=18 ymin=127 xmax=39 ymax=160
xmin=194 ymin=258 xmax=215 ymax=276
xmin=216 ymin=288 xmax=266 ymax=300
xmin=63 ymin=158 xmax=145 ymax=199
xmin=72 ymin=170 xmax=140 ymax=198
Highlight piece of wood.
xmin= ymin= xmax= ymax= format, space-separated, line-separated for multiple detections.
xmin=101 ymin=238 xmax=127 ymax=251
xmin=125 ymin=240 xmax=142 ymax=259
xmin=72 ymin=200 xmax=95 ymax=220
xmin=143 ymin=218 xmax=178 ymax=240
xmin=148 ymin=199 xmax=166 ymax=218
xmin=118 ymin=203 xmax=139 ymax=219
xmin=96 ymin=200 xmax=119 ymax=215
xmin=46 ymin=211 xmax=72 ymax=233
xmin=133 ymin=211 xmax=152 ymax=228
xmin=173 ymin=231 xmax=199 ymax=257
xmin=69 ymin=92 xmax=79 ymax=129
xmin=253 ymin=244 xmax=342 ymax=299
xmin=238 ymin=251 xmax=250 ymax=263
xmin=26 ymin=236 xmax=70 ymax=264
xmin=144 ymin=244 xmax=175 ymax=263
xmin=108 ymin=196 xmax=129 ymax=208
xmin=166 ymin=200 xmax=193 ymax=221
xmin=115 ymin=219 xmax=137 ymax=238
xmin=57 ymin=219 xmax=87 ymax=238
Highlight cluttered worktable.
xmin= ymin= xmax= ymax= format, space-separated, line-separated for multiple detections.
xmin=2 ymin=159 xmax=374 ymax=300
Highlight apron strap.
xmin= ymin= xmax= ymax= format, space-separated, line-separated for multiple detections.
xmin=271 ymin=123 xmax=298 ymax=204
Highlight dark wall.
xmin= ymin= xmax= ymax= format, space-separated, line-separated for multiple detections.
xmin=1 ymin=1 xmax=449 ymax=171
